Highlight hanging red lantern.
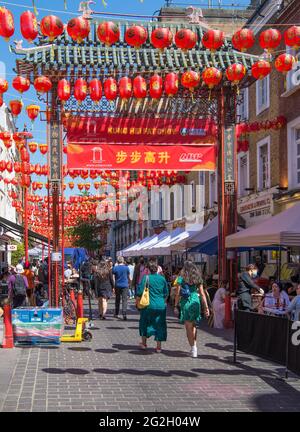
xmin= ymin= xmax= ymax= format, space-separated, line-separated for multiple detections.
xmin=0 ymin=132 xmax=12 ymax=149
xmin=0 ymin=78 xmax=8 ymax=95
xmin=226 ymin=63 xmax=247 ymax=85
xmin=150 ymin=74 xmax=163 ymax=99
xmin=78 ymin=184 xmax=84 ymax=191
xmin=175 ymin=28 xmax=197 ymax=50
xmin=202 ymin=67 xmax=222 ymax=89
xmin=104 ymin=78 xmax=118 ymax=101
xmin=0 ymin=96 xmax=4 ymax=108
xmin=74 ymin=78 xmax=88 ymax=103
xmin=164 ymin=72 xmax=179 ymax=97
xmin=26 ymin=105 xmax=40 ymax=123
xmin=28 ymin=142 xmax=38 ymax=153
xmin=67 ymin=16 xmax=90 ymax=43
xmin=34 ymin=164 xmax=41 ymax=175
xmin=232 ymin=28 xmax=255 ymax=52
xmin=20 ymin=10 xmax=38 ymax=43
xmin=9 ymin=100 xmax=23 ymax=117
xmin=259 ymin=29 xmax=281 ymax=53
xmin=21 ymin=175 xmax=31 ymax=188
xmin=85 ymin=183 xmax=91 ymax=191
xmin=125 ymin=25 xmax=148 ymax=49
xmin=40 ymin=15 xmax=64 ymax=42
xmin=251 ymin=60 xmax=271 ymax=80
xmin=69 ymin=182 xmax=74 ymax=190
xmin=0 ymin=7 xmax=14 ymax=41
xmin=39 ymin=144 xmax=48 ymax=155
xmin=58 ymin=79 xmax=71 ymax=103
xmin=275 ymin=53 xmax=295 ymax=74
xmin=133 ymin=76 xmax=147 ymax=99
xmin=89 ymin=79 xmax=102 ymax=103
xmin=202 ymin=29 xmax=225 ymax=52
xmin=12 ymin=76 xmax=30 ymax=94
xmin=5 ymin=161 xmax=13 ymax=173
xmin=13 ymin=133 xmax=25 ymax=150
xmin=34 ymin=76 xmax=52 ymax=93
xmin=151 ymin=28 xmax=173 ymax=50
xmin=0 ymin=160 xmax=6 ymax=172
xmin=119 ymin=77 xmax=132 ymax=101
xmin=97 ymin=21 xmax=120 ymax=46
xmin=284 ymin=25 xmax=300 ymax=50
xmin=181 ymin=70 xmax=200 ymax=92
xmin=20 ymin=147 xmax=29 ymax=163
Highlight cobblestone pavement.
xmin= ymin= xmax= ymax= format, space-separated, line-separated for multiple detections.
xmin=1 ymin=299 xmax=300 ymax=412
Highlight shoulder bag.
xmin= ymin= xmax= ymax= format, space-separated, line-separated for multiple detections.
xmin=137 ymin=276 xmax=150 ymax=309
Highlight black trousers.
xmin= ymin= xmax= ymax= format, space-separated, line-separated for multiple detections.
xmin=13 ymin=295 xmax=26 ymax=309
xmin=115 ymin=287 xmax=128 ymax=316
xmin=238 ymin=291 xmax=252 ymax=311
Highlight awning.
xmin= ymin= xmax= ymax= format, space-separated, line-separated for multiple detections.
xmin=0 ymin=216 xmax=49 ymax=246
xmin=143 ymin=227 xmax=186 ymax=256
xmin=187 ymin=217 xmax=218 ymax=248
xmin=123 ymin=235 xmax=157 ymax=257
xmin=123 ymin=231 xmax=170 ymax=257
xmin=190 ymin=237 xmax=218 ymax=256
xmin=226 ymin=203 xmax=300 ymax=248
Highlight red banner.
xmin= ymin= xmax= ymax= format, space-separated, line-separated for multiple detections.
xmin=67 ymin=143 xmax=216 ymax=171
xmin=66 ymin=116 xmax=217 ymax=145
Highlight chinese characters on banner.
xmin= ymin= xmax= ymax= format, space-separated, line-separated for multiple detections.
xmin=67 ymin=144 xmax=216 ymax=171
xmin=224 ymin=126 xmax=236 ymax=195
xmin=50 ymin=118 xmax=61 ymax=181
xmin=66 ymin=116 xmax=217 ymax=145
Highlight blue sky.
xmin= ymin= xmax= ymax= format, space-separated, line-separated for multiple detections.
xmin=0 ymin=0 xmax=251 ymax=194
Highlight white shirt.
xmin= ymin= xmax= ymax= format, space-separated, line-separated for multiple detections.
xmin=64 ymin=269 xmax=72 ymax=279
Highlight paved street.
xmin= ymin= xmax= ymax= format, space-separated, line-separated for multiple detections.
xmin=1 ymin=299 xmax=300 ymax=412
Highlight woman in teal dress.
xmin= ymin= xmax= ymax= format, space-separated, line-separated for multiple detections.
xmin=136 ymin=261 xmax=169 ymax=353
xmin=174 ymin=261 xmax=210 ymax=358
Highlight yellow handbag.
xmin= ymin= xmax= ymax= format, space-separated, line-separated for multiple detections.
xmin=137 ymin=276 xmax=150 ymax=309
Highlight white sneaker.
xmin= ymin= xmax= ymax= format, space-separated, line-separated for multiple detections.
xmin=191 ymin=345 xmax=198 ymax=358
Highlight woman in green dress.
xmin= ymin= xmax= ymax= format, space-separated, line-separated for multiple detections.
xmin=136 ymin=261 xmax=169 ymax=353
xmin=174 ymin=261 xmax=210 ymax=358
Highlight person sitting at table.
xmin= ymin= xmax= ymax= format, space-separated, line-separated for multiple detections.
xmin=64 ymin=264 xmax=72 ymax=280
xmin=286 ymin=284 xmax=300 ymax=320
xmin=287 ymin=275 xmax=299 ymax=298
xmin=264 ymin=282 xmax=290 ymax=308
xmin=237 ymin=264 xmax=264 ymax=311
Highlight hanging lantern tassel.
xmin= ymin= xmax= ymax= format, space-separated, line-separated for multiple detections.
xmin=32 ymin=0 xmax=38 ymax=16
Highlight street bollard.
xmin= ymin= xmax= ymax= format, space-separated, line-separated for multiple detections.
xmin=2 ymin=301 xmax=14 ymax=348
xmin=77 ymin=290 xmax=84 ymax=319
xmin=224 ymin=295 xmax=234 ymax=329
xmin=70 ymin=288 xmax=76 ymax=306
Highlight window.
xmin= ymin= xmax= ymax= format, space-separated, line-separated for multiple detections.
xmin=288 ymin=118 xmax=300 ymax=189
xmin=256 ymin=75 xmax=270 ymax=115
xmin=209 ymin=172 xmax=217 ymax=207
xmin=238 ymin=153 xmax=249 ymax=197
xmin=237 ymin=88 xmax=249 ymax=121
xmin=286 ymin=47 xmax=300 ymax=93
xmin=257 ymin=137 xmax=270 ymax=190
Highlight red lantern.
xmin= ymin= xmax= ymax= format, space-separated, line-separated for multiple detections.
xmin=0 ymin=132 xmax=12 ymax=149
xmin=284 ymin=25 xmax=300 ymax=50
xmin=251 ymin=60 xmax=271 ymax=80
xmin=275 ymin=53 xmax=295 ymax=74
xmin=125 ymin=25 xmax=148 ymax=49
xmin=175 ymin=28 xmax=197 ymax=50
xmin=39 ymin=144 xmax=48 ymax=155
xmin=133 ymin=76 xmax=147 ymax=99
xmin=74 ymin=78 xmax=88 ymax=103
xmin=104 ymin=78 xmax=118 ymax=101
xmin=151 ymin=28 xmax=173 ymax=50
xmin=40 ymin=15 xmax=64 ymax=42
xmin=20 ymin=147 xmax=29 ymax=163
xmin=21 ymin=175 xmax=31 ymax=188
xmin=226 ymin=63 xmax=247 ymax=85
xmin=67 ymin=16 xmax=90 ymax=43
xmin=9 ymin=100 xmax=23 ymax=117
xmin=89 ymin=79 xmax=102 ymax=103
xmin=34 ymin=164 xmax=41 ymax=174
xmin=97 ymin=21 xmax=120 ymax=46
xmin=58 ymin=79 xmax=71 ymax=103
xmin=78 ymin=184 xmax=84 ymax=191
xmin=34 ymin=76 xmax=52 ymax=93
xmin=13 ymin=132 xmax=25 ymax=150
xmin=202 ymin=67 xmax=222 ymax=89
xmin=85 ymin=183 xmax=91 ymax=191
xmin=0 ymin=160 xmax=6 ymax=172
xmin=20 ymin=10 xmax=38 ymax=43
xmin=232 ymin=28 xmax=255 ymax=52
xmin=150 ymin=74 xmax=163 ymax=99
xmin=26 ymin=105 xmax=40 ymax=123
xmin=259 ymin=29 xmax=281 ymax=53
xmin=12 ymin=76 xmax=30 ymax=94
xmin=202 ymin=29 xmax=225 ymax=52
xmin=69 ymin=182 xmax=74 ymax=190
xmin=0 ymin=78 xmax=8 ymax=95
xmin=181 ymin=70 xmax=200 ymax=92
xmin=164 ymin=72 xmax=179 ymax=97
xmin=63 ymin=146 xmax=68 ymax=154
xmin=119 ymin=77 xmax=132 ymax=101
xmin=0 ymin=7 xmax=14 ymax=41
xmin=28 ymin=142 xmax=38 ymax=153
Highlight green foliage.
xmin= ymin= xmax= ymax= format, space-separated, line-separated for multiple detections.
xmin=67 ymin=219 xmax=106 ymax=253
xmin=11 ymin=241 xmax=25 ymax=267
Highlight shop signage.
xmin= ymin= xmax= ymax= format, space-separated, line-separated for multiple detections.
xmin=66 ymin=116 xmax=217 ymax=146
xmin=238 ymin=191 xmax=274 ymax=227
xmin=50 ymin=116 xmax=61 ymax=181
xmin=7 ymin=245 xmax=17 ymax=251
xmin=51 ymin=252 xmax=62 ymax=262
xmin=67 ymin=143 xmax=216 ymax=171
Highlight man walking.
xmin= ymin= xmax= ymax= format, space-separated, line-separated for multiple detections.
xmin=126 ymin=258 xmax=135 ymax=300
xmin=113 ymin=256 xmax=130 ymax=320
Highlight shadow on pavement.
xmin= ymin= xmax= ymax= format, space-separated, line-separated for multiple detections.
xmin=68 ymin=347 xmax=92 ymax=352
xmin=94 ymin=348 xmax=119 ymax=354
